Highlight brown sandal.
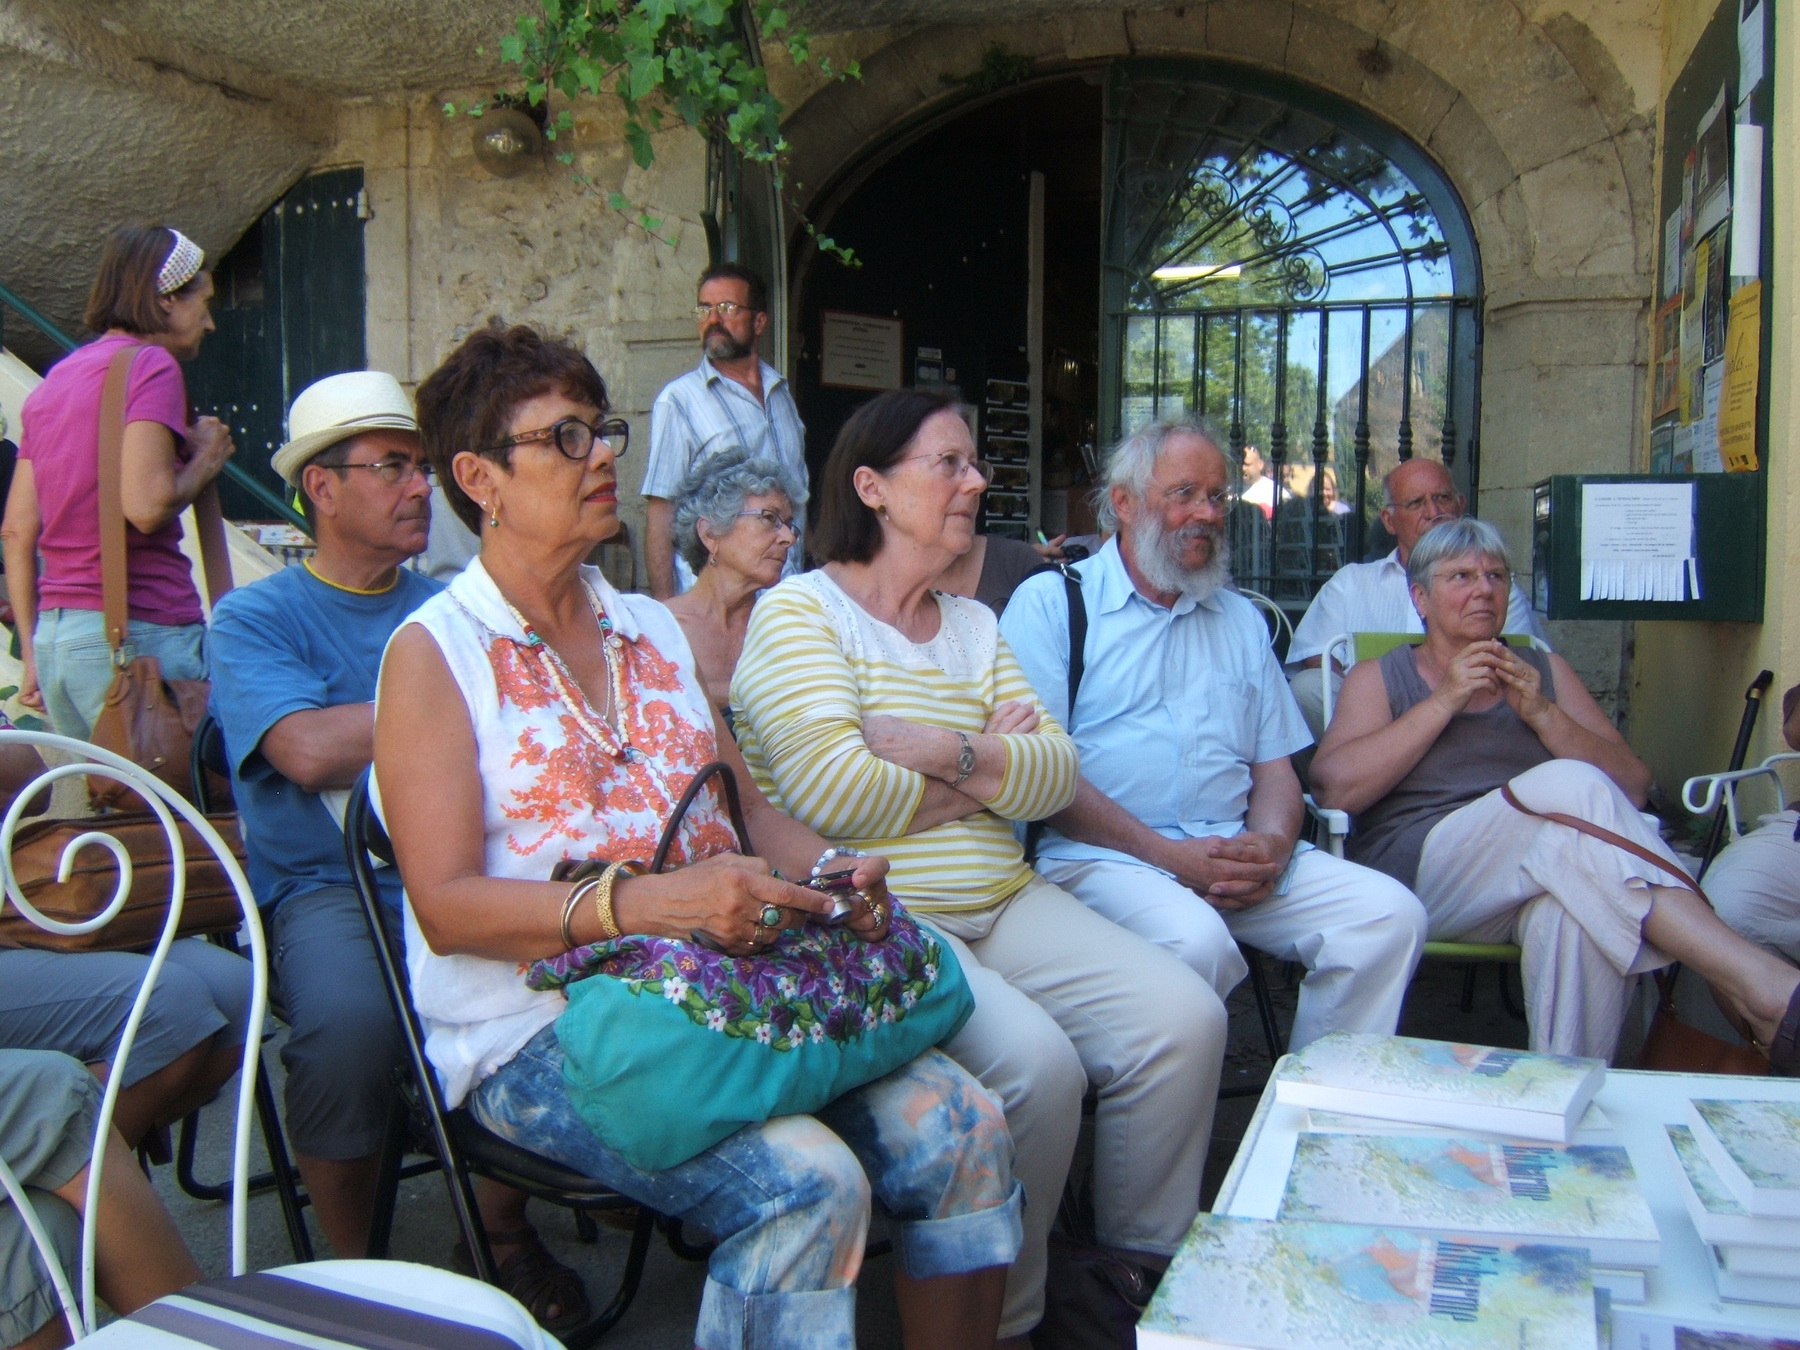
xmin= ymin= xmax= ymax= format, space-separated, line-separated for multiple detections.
xmin=451 ymin=1225 xmax=590 ymax=1333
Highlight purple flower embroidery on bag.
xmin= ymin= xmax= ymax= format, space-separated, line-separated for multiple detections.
xmin=526 ymin=905 xmax=947 ymax=1050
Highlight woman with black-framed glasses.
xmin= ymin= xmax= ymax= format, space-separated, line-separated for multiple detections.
xmin=377 ymin=323 xmax=1020 ymax=1350
xmin=664 ymin=446 xmax=806 ymax=724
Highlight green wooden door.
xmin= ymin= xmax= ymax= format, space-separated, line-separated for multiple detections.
xmin=186 ymin=167 xmax=367 ymax=519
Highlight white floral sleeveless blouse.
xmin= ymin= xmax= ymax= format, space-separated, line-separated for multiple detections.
xmin=375 ymin=558 xmax=736 ymax=1106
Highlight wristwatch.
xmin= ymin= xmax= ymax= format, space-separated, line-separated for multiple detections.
xmin=950 ymin=730 xmax=976 ymax=786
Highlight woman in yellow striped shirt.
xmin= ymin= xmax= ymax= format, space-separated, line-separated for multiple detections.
xmin=733 ymin=390 xmax=1224 ymax=1346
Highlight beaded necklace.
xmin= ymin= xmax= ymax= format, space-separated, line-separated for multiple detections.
xmin=500 ymin=581 xmax=676 ymax=802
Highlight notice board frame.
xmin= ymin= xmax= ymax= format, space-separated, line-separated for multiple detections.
xmin=1532 ymin=473 xmax=1763 ymax=623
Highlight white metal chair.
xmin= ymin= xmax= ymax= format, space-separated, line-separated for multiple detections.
xmin=1682 ymin=752 xmax=1800 ymax=849
xmin=0 ymin=732 xmax=555 ymax=1348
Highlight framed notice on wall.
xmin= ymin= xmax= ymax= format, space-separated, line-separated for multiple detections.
xmin=820 ymin=311 xmax=903 ymax=390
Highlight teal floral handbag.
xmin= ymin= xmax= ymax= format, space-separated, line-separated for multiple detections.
xmin=526 ymin=763 xmax=974 ymax=1172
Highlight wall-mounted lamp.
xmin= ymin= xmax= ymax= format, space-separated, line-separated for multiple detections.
xmin=1151 ymin=262 xmax=1243 ymax=282
xmin=472 ymin=105 xmax=544 ymax=178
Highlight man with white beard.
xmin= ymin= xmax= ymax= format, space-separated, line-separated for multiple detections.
xmin=1001 ymin=419 xmax=1427 ymax=1051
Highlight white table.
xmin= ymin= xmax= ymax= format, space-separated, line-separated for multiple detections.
xmin=1213 ymin=1065 xmax=1800 ymax=1349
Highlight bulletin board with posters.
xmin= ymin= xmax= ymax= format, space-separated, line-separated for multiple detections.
xmin=1649 ymin=0 xmax=1772 ymax=479
xmin=1534 ymin=0 xmax=1772 ymax=623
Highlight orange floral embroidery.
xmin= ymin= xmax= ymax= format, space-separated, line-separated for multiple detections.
xmin=484 ymin=623 xmax=739 ymax=865
xmin=623 ymin=636 xmax=685 ymax=694
xmin=490 ymin=639 xmax=557 ymax=712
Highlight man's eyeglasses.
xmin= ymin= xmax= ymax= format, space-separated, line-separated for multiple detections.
xmin=1162 ymin=483 xmax=1232 ymax=509
xmin=693 ymin=301 xmax=755 ymax=322
xmin=736 ymin=509 xmax=798 ymax=536
xmin=490 ymin=417 xmax=630 ymax=461
xmin=899 ymin=452 xmax=994 ymax=484
xmin=332 ymin=457 xmax=436 ymax=487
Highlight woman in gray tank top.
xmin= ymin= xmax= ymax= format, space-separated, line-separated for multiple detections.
xmin=1311 ymin=518 xmax=1800 ymax=1067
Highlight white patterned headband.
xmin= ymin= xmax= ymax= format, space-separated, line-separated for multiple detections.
xmin=156 ymin=231 xmax=205 ymax=295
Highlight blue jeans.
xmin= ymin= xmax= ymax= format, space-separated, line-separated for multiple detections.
xmin=469 ymin=1031 xmax=1022 ymax=1350
xmin=34 ymin=607 xmax=206 ymax=741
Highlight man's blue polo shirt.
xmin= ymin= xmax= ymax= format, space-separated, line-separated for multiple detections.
xmin=208 ymin=564 xmax=441 ymax=911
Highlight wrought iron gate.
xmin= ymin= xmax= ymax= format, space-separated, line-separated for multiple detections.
xmin=1101 ymin=61 xmax=1482 ymax=607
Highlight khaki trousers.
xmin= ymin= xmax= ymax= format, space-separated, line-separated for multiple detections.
xmin=925 ymin=878 xmax=1224 ymax=1338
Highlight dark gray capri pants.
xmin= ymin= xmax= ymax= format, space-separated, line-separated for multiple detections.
xmin=0 ymin=1050 xmax=101 ymax=1346
xmin=0 ymin=941 xmax=253 ymax=1085
xmin=269 ymin=886 xmax=405 ymax=1160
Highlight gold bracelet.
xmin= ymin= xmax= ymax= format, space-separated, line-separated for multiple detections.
xmin=560 ymin=878 xmax=601 ymax=950
xmin=593 ymin=860 xmax=647 ymax=941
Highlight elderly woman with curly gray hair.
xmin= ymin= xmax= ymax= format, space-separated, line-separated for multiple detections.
xmin=663 ymin=447 xmax=807 ymax=719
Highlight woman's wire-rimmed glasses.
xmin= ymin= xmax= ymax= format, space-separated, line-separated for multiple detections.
xmin=898 ymin=452 xmax=994 ymax=484
xmin=490 ymin=416 xmax=630 ymax=461
xmin=735 ymin=508 xmax=798 ymax=537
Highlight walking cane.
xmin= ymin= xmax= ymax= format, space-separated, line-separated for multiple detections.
xmin=1696 ymin=669 xmax=1773 ymax=881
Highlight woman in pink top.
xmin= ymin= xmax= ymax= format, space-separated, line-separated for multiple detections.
xmin=2 ymin=224 xmax=235 ymax=737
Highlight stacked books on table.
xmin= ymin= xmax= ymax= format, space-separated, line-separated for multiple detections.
xmin=1137 ymin=1214 xmax=1602 ymax=1350
xmin=1663 ymin=1097 xmax=1800 ymax=1308
xmin=1137 ymin=1034 xmax=1654 ymax=1347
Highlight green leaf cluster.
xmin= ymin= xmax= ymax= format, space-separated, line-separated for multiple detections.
xmin=457 ymin=0 xmax=860 ymax=260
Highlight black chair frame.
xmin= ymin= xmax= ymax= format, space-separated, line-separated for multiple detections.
xmin=171 ymin=715 xmax=315 ymax=1262
xmin=344 ymin=773 xmax=677 ymax=1345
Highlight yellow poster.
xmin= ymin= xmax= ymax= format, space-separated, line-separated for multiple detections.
xmin=1719 ymin=280 xmax=1762 ymax=472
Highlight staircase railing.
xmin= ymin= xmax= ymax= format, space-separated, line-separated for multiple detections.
xmin=0 ymin=279 xmax=310 ymax=534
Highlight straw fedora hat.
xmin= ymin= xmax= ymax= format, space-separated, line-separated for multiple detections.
xmin=272 ymin=371 xmax=418 ymax=486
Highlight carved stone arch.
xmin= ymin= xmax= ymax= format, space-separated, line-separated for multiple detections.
xmin=782 ymin=3 xmax=1651 ymax=298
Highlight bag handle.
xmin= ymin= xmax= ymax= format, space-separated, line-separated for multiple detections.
xmin=1499 ymin=781 xmax=1715 ymax=1022
xmin=97 ymin=346 xmax=234 ymax=657
xmin=650 ymin=761 xmax=752 ymax=875
xmin=1499 ymin=781 xmax=1706 ymax=901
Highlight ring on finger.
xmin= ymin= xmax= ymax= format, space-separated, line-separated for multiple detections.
xmin=758 ymin=903 xmax=784 ymax=930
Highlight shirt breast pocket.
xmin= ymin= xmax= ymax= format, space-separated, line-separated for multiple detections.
xmin=1201 ymin=676 xmax=1260 ymax=768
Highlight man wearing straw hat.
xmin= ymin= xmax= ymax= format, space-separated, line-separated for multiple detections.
xmin=202 ymin=376 xmax=581 ymax=1325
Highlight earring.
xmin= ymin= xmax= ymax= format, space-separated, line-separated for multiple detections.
xmin=488 ymin=501 xmax=499 ymax=529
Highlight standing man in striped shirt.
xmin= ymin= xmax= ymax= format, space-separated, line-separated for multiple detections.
xmin=643 ymin=263 xmax=809 ymax=598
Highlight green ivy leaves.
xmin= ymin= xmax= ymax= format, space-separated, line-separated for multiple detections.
xmin=454 ymin=0 xmax=858 ymax=261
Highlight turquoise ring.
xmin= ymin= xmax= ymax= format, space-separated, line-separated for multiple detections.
xmin=758 ymin=904 xmax=784 ymax=930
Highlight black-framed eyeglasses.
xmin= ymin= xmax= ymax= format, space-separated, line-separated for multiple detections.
xmin=490 ymin=416 xmax=630 ymax=461
xmin=332 ymin=457 xmax=436 ymax=487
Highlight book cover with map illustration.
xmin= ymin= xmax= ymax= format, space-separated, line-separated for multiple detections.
xmin=1663 ymin=1124 xmax=1800 ymax=1249
xmin=1278 ymin=1133 xmax=1659 ymax=1268
xmin=1273 ymin=1034 xmax=1604 ymax=1142
xmin=1136 ymin=1215 xmax=1597 ymax=1349
xmin=1688 ymin=1100 xmax=1800 ymax=1218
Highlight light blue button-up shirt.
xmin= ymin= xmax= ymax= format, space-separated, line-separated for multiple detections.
xmin=1000 ymin=537 xmax=1313 ymax=868
xmin=644 ymin=356 xmax=809 ymax=590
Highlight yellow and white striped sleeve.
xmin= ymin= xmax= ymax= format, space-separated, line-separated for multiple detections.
xmin=731 ymin=586 xmax=927 ymax=841
xmin=984 ymin=631 xmax=1081 ymax=822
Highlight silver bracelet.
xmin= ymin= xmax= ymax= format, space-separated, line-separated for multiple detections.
xmin=949 ymin=730 xmax=976 ymax=787
xmin=811 ymin=845 xmax=867 ymax=879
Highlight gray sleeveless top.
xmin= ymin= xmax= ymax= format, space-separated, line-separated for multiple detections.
xmin=1345 ymin=644 xmax=1557 ymax=888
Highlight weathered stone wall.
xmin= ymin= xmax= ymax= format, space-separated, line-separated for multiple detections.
xmin=336 ymin=94 xmax=720 ymax=577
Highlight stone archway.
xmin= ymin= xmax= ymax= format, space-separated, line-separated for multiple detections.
xmin=780 ymin=0 xmax=1655 ymax=708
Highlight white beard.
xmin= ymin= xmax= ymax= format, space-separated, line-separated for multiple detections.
xmin=1127 ymin=511 xmax=1234 ymax=604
